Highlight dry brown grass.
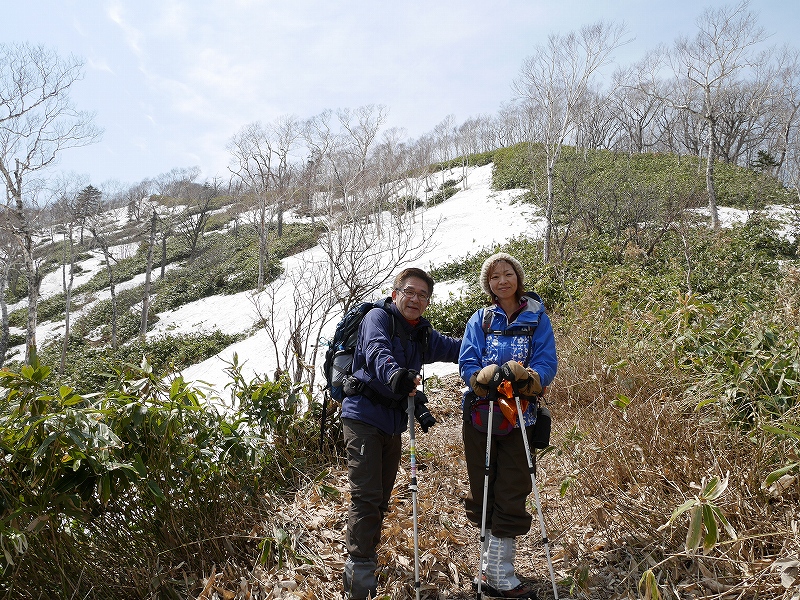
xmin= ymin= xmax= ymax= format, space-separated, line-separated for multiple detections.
xmin=188 ymin=271 xmax=800 ymax=599
xmin=195 ymin=362 xmax=798 ymax=599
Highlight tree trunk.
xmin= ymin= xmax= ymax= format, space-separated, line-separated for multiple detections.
xmin=10 ymin=161 xmax=39 ymax=363
xmin=22 ymin=237 xmax=37 ymax=363
xmin=705 ymin=118 xmax=720 ymax=230
xmin=140 ymin=210 xmax=157 ymax=338
xmin=105 ymin=254 xmax=118 ymax=350
xmin=257 ymin=204 xmax=268 ymax=291
xmin=0 ymin=261 xmax=9 ymax=367
xmin=160 ymin=233 xmax=167 ymax=278
xmin=543 ymin=162 xmax=555 ymax=264
xmin=59 ymin=230 xmax=76 ymax=375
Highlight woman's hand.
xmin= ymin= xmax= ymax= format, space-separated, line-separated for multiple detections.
xmin=469 ymin=364 xmax=502 ymax=396
xmin=501 ymin=361 xmax=542 ymax=395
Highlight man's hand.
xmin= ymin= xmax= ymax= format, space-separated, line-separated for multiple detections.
xmin=413 ymin=391 xmax=437 ymax=433
xmin=389 ymin=368 xmax=419 ymax=395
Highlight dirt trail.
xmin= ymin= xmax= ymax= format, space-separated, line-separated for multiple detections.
xmin=264 ymin=374 xmax=568 ymax=600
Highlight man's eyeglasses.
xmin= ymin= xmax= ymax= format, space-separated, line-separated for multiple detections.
xmin=396 ymin=287 xmax=431 ymax=302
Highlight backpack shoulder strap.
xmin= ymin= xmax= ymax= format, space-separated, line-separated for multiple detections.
xmin=482 ymin=305 xmax=539 ymax=337
xmin=481 ymin=307 xmax=495 ymax=333
xmin=374 ymin=296 xmax=404 ymax=341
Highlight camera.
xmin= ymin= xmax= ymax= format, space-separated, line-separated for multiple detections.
xmin=413 ymin=391 xmax=437 ymax=433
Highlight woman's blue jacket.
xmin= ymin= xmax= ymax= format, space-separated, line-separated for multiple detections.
xmin=459 ymin=293 xmax=558 ymax=424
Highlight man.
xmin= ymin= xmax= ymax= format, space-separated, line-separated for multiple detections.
xmin=341 ymin=267 xmax=461 ymax=600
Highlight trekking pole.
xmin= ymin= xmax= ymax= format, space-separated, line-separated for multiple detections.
xmin=513 ymin=393 xmax=559 ymax=600
xmin=319 ymin=390 xmax=329 ymax=453
xmin=476 ymin=389 xmax=495 ymax=600
xmin=407 ymin=396 xmax=421 ymax=600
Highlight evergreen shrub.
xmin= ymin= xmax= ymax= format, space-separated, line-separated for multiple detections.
xmin=0 ymin=356 xmax=318 ymax=599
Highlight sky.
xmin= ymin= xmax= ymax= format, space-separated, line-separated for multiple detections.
xmin=2 ymin=0 xmax=798 ymax=188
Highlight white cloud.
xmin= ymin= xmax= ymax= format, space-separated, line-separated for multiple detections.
xmin=106 ymin=2 xmax=143 ymax=57
xmin=87 ymin=57 xmax=114 ymax=74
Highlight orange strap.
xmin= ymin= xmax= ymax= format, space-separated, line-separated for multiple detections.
xmin=496 ymin=380 xmax=528 ymax=424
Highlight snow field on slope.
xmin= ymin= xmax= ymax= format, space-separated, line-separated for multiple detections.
xmin=177 ymin=164 xmax=542 ymax=393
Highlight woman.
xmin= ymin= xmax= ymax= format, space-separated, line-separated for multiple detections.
xmin=459 ymin=253 xmax=558 ymax=599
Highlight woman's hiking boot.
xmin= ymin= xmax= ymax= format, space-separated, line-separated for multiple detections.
xmin=479 ymin=533 xmax=538 ymax=596
xmin=473 ymin=575 xmax=538 ymax=599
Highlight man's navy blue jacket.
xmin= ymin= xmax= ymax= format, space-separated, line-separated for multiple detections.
xmin=341 ymin=302 xmax=461 ymax=435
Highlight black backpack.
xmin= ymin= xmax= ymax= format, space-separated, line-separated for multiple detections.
xmin=323 ymin=298 xmax=395 ymax=402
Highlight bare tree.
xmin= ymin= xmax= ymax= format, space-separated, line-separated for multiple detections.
xmin=0 ymin=224 xmax=19 ymax=366
xmin=771 ymin=47 xmax=800 ymax=176
xmin=176 ymin=183 xmax=215 ymax=261
xmin=432 ymin=114 xmax=456 ymax=188
xmin=229 ymin=116 xmax=302 ymax=290
xmin=406 ymin=134 xmax=436 ymax=207
xmin=287 ymin=264 xmax=336 ymax=389
xmin=454 ymin=116 xmax=492 ymax=188
xmin=513 ymin=20 xmax=627 ymax=262
xmin=495 ymin=102 xmax=530 ymax=148
xmin=87 ymin=217 xmax=121 ymax=351
xmin=668 ymin=0 xmax=768 ymax=228
xmin=148 ymin=167 xmax=201 ymax=276
xmin=303 ymin=110 xmax=337 ymax=210
xmin=303 ymin=105 xmax=395 ymax=232
xmin=140 ymin=209 xmax=156 ymax=339
xmin=58 ymin=221 xmax=76 ymax=373
xmin=253 ymin=200 xmax=437 ymax=391
xmin=321 ymin=203 xmax=437 ymax=312
xmin=0 ymin=43 xmax=101 ymax=362
xmin=397 ymin=137 xmax=432 ymax=217
xmin=252 ymin=259 xmax=335 ymax=386
xmin=330 ymin=106 xmax=390 ymax=208
xmin=299 ymin=105 xmax=440 ymax=389
xmin=153 ymin=166 xmax=202 ymax=199
xmin=574 ymin=84 xmax=622 ymax=150
xmin=610 ymin=55 xmax=668 ymax=153
xmin=270 ymin=115 xmax=303 ymax=237
xmin=782 ymin=104 xmax=800 ymax=203
xmin=49 ymin=174 xmax=88 ymax=373
xmin=122 ymin=178 xmax=154 ymax=222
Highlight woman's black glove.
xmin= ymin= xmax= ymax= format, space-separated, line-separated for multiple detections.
xmin=389 ymin=368 xmax=418 ymax=395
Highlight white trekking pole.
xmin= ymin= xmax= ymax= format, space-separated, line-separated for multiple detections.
xmin=407 ymin=396 xmax=421 ymax=600
xmin=476 ymin=391 xmax=494 ymax=600
xmin=514 ymin=394 xmax=559 ymax=600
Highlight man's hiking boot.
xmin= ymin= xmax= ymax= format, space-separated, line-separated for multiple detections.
xmin=343 ymin=557 xmax=377 ymax=600
xmin=473 ymin=575 xmax=539 ymax=599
